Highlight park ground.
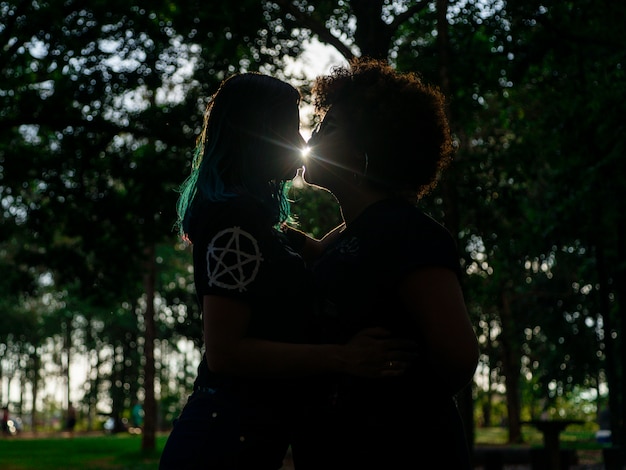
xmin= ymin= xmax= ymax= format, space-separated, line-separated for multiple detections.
xmin=3 ymin=429 xmax=614 ymax=470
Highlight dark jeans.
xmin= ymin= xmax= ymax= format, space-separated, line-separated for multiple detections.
xmin=293 ymin=393 xmax=473 ymax=470
xmin=159 ymin=388 xmax=290 ymax=470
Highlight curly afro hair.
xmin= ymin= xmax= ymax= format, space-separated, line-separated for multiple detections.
xmin=311 ymin=57 xmax=455 ymax=200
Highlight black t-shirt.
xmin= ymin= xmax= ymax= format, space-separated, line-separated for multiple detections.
xmin=188 ymin=197 xmax=316 ymax=405
xmin=311 ymin=197 xmax=464 ymax=418
xmin=313 ymin=197 xmax=460 ymax=345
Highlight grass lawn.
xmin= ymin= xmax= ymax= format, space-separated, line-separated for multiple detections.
xmin=0 ymin=427 xmax=610 ymax=469
xmin=0 ymin=433 xmax=169 ymax=470
xmin=475 ymin=425 xmax=609 ymax=466
xmin=475 ymin=425 xmax=604 ymax=449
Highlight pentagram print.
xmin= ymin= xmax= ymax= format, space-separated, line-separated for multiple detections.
xmin=206 ymin=226 xmax=264 ymax=292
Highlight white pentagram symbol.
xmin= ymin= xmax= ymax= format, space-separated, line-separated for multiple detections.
xmin=206 ymin=226 xmax=264 ymax=292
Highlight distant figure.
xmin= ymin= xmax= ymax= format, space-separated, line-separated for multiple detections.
xmin=1 ymin=405 xmax=9 ymax=435
xmin=131 ymin=402 xmax=144 ymax=429
xmin=596 ymin=405 xmax=611 ymax=443
xmin=66 ymin=403 xmax=77 ymax=435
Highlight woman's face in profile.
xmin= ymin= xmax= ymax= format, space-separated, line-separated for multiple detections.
xmin=265 ymin=102 xmax=306 ymax=181
xmin=303 ymin=105 xmax=356 ymax=189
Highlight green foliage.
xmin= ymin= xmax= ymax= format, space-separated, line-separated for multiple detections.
xmin=288 ymin=184 xmax=342 ymax=238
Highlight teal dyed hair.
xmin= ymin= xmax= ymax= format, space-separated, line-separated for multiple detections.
xmin=175 ymin=73 xmax=301 ymax=240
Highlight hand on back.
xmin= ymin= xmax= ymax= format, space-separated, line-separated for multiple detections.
xmin=343 ymin=327 xmax=418 ymax=378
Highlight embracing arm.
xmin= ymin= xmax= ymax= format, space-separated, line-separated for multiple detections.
xmin=398 ymin=267 xmax=479 ymax=394
xmin=203 ymin=294 xmax=415 ymax=378
xmin=283 ymin=223 xmax=345 ymax=263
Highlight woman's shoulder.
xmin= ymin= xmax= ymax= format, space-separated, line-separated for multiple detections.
xmin=370 ymin=198 xmax=452 ymax=239
xmin=190 ymin=197 xmax=271 ymax=241
xmin=372 ymin=199 xmax=459 ymax=264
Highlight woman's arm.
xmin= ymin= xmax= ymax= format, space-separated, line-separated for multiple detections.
xmin=203 ymin=294 xmax=415 ymax=378
xmin=398 ymin=267 xmax=479 ymax=394
xmin=283 ymin=223 xmax=345 ymax=263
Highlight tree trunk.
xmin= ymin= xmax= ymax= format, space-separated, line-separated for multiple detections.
xmin=141 ymin=244 xmax=157 ymax=452
xmin=501 ymin=291 xmax=523 ymax=443
xmin=435 ymin=0 xmax=477 ymax=450
xmin=613 ymin=203 xmax=626 ymax=451
xmin=30 ymin=350 xmax=40 ymax=433
xmin=351 ymin=0 xmax=393 ymax=60
xmin=64 ymin=318 xmax=72 ymax=414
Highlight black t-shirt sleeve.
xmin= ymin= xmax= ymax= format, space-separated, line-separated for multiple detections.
xmin=193 ymin=202 xmax=269 ymax=302
xmin=384 ymin=210 xmax=462 ymax=281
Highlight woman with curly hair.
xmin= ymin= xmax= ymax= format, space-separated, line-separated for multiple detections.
xmin=295 ymin=57 xmax=479 ymax=468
